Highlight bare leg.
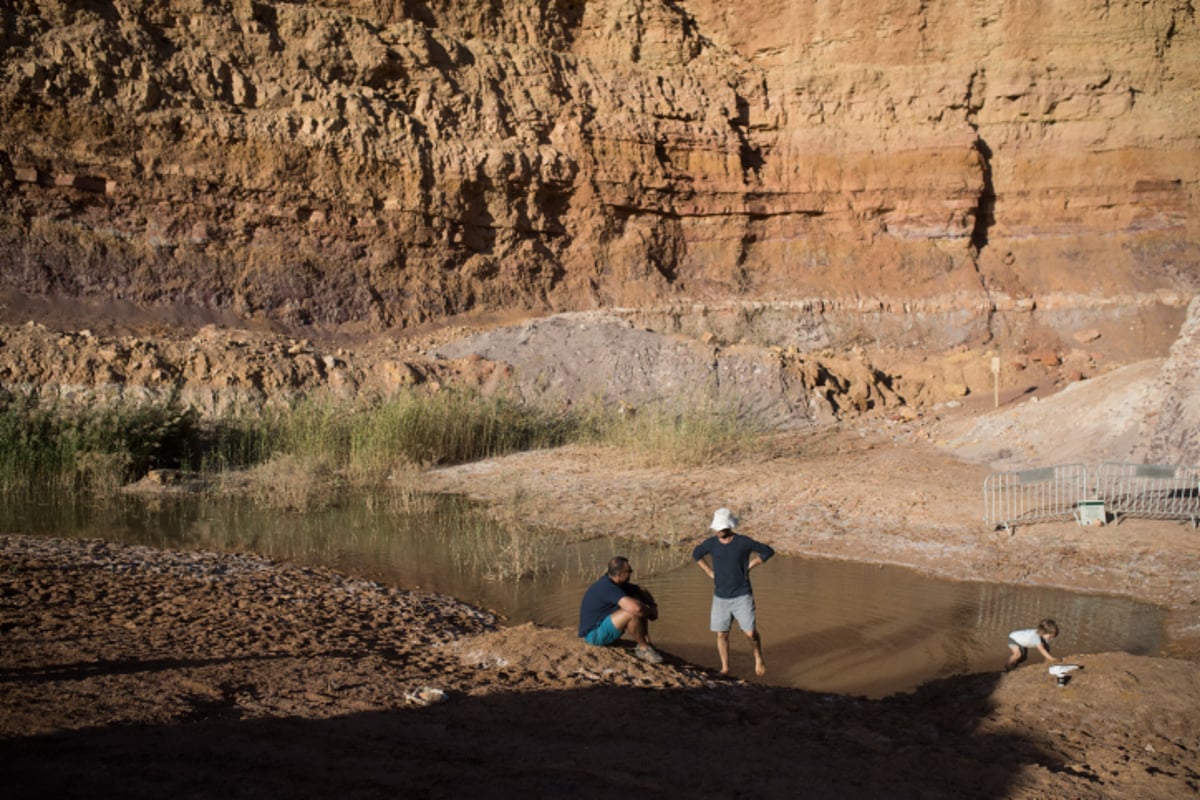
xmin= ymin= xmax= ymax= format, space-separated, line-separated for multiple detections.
xmin=716 ymin=631 xmax=731 ymax=675
xmin=627 ymin=614 xmax=651 ymax=647
xmin=1005 ymin=645 xmax=1026 ymax=671
xmin=746 ymin=629 xmax=765 ymax=676
xmin=610 ymin=609 xmax=651 ymax=647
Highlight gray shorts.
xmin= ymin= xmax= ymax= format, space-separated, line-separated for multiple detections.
xmin=710 ymin=593 xmax=756 ymax=633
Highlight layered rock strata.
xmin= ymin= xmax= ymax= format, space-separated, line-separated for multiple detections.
xmin=0 ymin=1 xmax=1195 ymax=345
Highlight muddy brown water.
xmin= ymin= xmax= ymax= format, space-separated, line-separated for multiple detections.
xmin=4 ymin=493 xmax=1162 ymax=698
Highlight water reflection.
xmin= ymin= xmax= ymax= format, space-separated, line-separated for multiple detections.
xmin=3 ymin=492 xmax=1163 ymax=698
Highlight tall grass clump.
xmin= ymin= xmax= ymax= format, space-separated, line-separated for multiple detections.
xmin=0 ymin=395 xmax=202 ymax=497
xmin=227 ymin=389 xmax=577 ymax=509
xmin=582 ymin=400 xmax=767 ymax=468
xmin=0 ymin=387 xmax=765 ymax=510
xmin=0 ymin=389 xmax=578 ymax=503
xmin=243 ymin=388 xmax=577 ymax=484
xmin=346 ymin=389 xmax=576 ymax=474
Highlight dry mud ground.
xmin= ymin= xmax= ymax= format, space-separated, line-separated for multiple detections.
xmin=2 ymin=534 xmax=1199 ymax=800
xmin=1 ymin=301 xmax=1199 ymax=798
xmin=3 ymin=425 xmax=1200 ymax=800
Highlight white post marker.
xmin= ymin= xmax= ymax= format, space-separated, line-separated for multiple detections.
xmin=991 ymin=356 xmax=1000 ymax=408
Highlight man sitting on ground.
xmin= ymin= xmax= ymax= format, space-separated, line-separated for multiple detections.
xmin=578 ymin=556 xmax=663 ymax=664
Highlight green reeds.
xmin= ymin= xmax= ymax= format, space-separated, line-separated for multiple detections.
xmin=581 ymin=400 xmax=765 ymax=468
xmin=0 ymin=389 xmax=764 ymax=502
xmin=0 ymin=395 xmax=202 ymax=496
xmin=263 ymin=389 xmax=576 ymax=479
xmin=342 ymin=389 xmax=575 ymax=474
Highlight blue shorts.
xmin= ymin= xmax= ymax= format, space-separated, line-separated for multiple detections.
xmin=711 ymin=593 xmax=756 ymax=633
xmin=584 ymin=615 xmax=622 ymax=646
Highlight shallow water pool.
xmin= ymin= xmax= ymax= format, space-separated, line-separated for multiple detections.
xmin=3 ymin=492 xmax=1162 ymax=697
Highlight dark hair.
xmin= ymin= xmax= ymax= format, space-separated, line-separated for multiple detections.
xmin=607 ymin=556 xmax=630 ymax=577
xmin=1037 ymin=619 xmax=1059 ymax=637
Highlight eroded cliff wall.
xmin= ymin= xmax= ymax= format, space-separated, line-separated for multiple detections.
xmin=1 ymin=0 xmax=1196 ymax=342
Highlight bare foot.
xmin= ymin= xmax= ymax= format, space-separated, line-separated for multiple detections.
xmin=755 ymin=661 xmax=766 ymax=677
xmin=718 ymin=667 xmax=730 ymax=677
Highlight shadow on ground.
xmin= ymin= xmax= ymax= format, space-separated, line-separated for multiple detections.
xmin=3 ymin=671 xmax=1048 ymax=799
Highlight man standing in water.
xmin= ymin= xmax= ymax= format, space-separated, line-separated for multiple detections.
xmin=693 ymin=508 xmax=774 ymax=677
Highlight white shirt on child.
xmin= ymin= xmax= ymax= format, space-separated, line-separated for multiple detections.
xmin=1009 ymin=628 xmax=1044 ymax=648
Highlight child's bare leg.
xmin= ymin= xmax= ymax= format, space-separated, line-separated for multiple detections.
xmin=747 ymin=629 xmax=765 ymax=676
xmin=1005 ymin=645 xmax=1025 ymax=671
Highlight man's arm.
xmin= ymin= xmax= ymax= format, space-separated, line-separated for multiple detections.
xmin=618 ymin=594 xmax=653 ymax=618
xmin=631 ymin=585 xmax=659 ymax=620
xmin=695 ymin=557 xmax=714 ymax=579
xmin=750 ymin=539 xmax=775 ymax=567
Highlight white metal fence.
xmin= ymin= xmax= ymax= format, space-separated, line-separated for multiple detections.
xmin=984 ymin=462 xmax=1200 ymax=532
xmin=1096 ymin=462 xmax=1200 ymax=527
xmin=983 ymin=464 xmax=1089 ymax=533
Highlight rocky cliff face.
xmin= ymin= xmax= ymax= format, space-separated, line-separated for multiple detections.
xmin=0 ymin=0 xmax=1196 ymax=349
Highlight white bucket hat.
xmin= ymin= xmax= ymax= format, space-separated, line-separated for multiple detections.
xmin=710 ymin=508 xmax=738 ymax=531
